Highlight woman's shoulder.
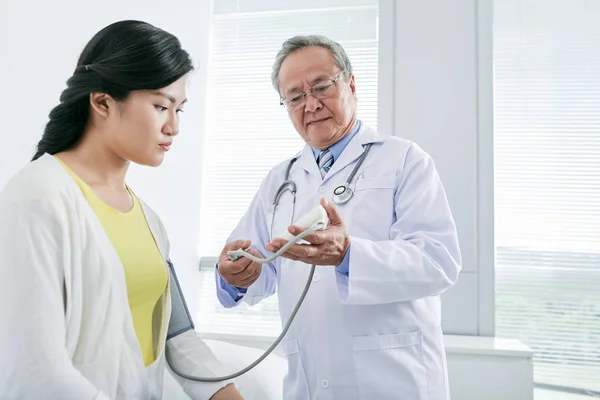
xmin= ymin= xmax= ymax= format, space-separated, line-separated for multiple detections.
xmin=0 ymin=154 xmax=77 ymax=207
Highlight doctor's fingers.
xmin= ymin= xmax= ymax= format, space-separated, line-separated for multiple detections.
xmin=287 ymin=228 xmax=326 ymax=245
xmin=221 ymin=239 xmax=252 ymax=257
xmin=222 ymin=256 xmax=253 ymax=274
xmin=320 ymin=197 xmax=346 ymax=226
xmin=236 ymin=264 xmax=262 ymax=287
xmin=230 ymin=248 xmax=263 ymax=274
xmin=279 ymin=243 xmax=321 ymax=261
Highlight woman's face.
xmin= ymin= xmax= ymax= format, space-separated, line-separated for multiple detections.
xmin=101 ymin=76 xmax=188 ymax=167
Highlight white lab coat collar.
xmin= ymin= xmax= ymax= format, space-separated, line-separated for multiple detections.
xmin=295 ymin=123 xmax=386 ymax=182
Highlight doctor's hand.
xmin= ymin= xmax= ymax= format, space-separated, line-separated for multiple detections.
xmin=266 ymin=198 xmax=350 ymax=266
xmin=218 ymin=240 xmax=263 ymax=288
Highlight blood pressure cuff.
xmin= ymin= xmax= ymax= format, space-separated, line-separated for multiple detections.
xmin=166 ymin=260 xmax=196 ymax=340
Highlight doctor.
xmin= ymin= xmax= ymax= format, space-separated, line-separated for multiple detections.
xmin=216 ymin=35 xmax=462 ymax=399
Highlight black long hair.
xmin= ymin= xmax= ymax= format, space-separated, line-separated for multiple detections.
xmin=32 ymin=20 xmax=194 ymax=161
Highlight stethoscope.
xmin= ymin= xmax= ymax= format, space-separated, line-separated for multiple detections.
xmin=270 ymin=142 xmax=373 ymax=236
xmin=168 ymin=142 xmax=374 ymax=384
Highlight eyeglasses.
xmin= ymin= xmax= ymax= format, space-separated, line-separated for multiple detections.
xmin=280 ymin=71 xmax=345 ymax=111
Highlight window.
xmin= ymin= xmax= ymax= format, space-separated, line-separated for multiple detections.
xmin=494 ymin=0 xmax=600 ymax=394
xmin=196 ymin=0 xmax=380 ymax=338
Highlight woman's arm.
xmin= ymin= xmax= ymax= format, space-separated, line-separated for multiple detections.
xmin=156 ymin=207 xmax=244 ymax=399
xmin=0 ymin=199 xmax=109 ymax=399
xmin=166 ymin=330 xmax=243 ymax=399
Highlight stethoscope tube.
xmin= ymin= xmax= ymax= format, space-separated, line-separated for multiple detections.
xmin=166 ymin=223 xmax=324 ymax=382
xmin=167 ymin=141 xmax=374 ymax=382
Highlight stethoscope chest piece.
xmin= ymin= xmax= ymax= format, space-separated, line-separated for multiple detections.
xmin=332 ymin=185 xmax=354 ymax=205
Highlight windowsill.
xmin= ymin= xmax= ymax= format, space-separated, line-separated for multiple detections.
xmin=202 ymin=332 xmax=600 ymax=398
xmin=443 ymin=334 xmax=533 ymax=357
xmin=198 ymin=331 xmax=533 ymax=358
xmin=198 ymin=331 xmax=278 ymax=350
xmin=535 ymin=388 xmax=599 ymax=400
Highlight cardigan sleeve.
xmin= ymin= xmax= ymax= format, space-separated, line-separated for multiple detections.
xmin=0 ymin=197 xmax=110 ymax=400
xmin=165 ymin=330 xmax=235 ymax=399
xmin=149 ymin=212 xmax=237 ymax=399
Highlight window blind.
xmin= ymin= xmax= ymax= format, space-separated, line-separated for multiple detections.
xmin=195 ymin=0 xmax=380 ymax=338
xmin=494 ymin=0 xmax=600 ymax=394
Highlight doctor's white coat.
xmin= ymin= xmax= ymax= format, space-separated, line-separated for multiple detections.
xmin=216 ymin=124 xmax=462 ymax=400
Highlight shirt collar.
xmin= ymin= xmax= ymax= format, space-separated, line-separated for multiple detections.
xmin=311 ymin=120 xmax=361 ymax=161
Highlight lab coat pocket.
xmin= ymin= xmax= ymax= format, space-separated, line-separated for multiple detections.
xmin=348 ymin=175 xmax=397 ymax=239
xmin=352 ymin=330 xmax=430 ymax=400
xmin=280 ymin=339 xmax=311 ymax=399
xmin=354 ymin=175 xmax=396 ymax=191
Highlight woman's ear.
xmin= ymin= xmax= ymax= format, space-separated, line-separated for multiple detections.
xmin=89 ymin=92 xmax=113 ymax=118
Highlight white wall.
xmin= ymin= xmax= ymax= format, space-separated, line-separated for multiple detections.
xmin=0 ymin=0 xmax=213 ymax=316
xmin=0 ymin=0 xmax=493 ymax=335
xmin=388 ymin=0 xmax=494 ymax=335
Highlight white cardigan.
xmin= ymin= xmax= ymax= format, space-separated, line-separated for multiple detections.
xmin=0 ymin=154 xmax=232 ymax=399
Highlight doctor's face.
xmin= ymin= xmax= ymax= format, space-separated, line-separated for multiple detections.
xmin=278 ymin=46 xmax=357 ymax=150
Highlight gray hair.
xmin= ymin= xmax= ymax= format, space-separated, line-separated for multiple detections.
xmin=271 ymin=35 xmax=353 ymax=92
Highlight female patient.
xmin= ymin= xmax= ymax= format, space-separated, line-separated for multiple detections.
xmin=0 ymin=20 xmax=243 ymax=400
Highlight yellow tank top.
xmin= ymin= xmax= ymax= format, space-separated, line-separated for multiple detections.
xmin=56 ymin=157 xmax=168 ymax=367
